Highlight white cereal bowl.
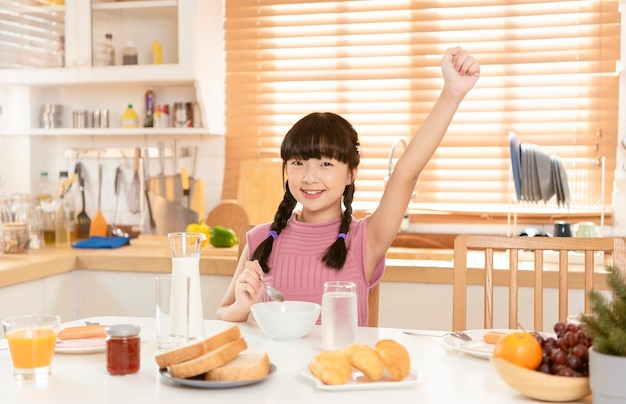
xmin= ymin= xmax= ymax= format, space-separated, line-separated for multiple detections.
xmin=251 ymin=301 xmax=321 ymax=340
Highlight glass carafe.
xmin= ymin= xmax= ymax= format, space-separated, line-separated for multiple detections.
xmin=167 ymin=232 xmax=207 ymax=339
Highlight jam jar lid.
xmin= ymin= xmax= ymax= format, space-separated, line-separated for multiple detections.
xmin=105 ymin=324 xmax=140 ymax=337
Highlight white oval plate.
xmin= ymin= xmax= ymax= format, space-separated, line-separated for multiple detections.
xmin=443 ymin=329 xmax=517 ymax=359
xmin=160 ymin=364 xmax=276 ymax=388
xmin=55 ymin=338 xmax=106 ymax=354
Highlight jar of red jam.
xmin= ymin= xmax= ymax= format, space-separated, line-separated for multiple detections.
xmin=105 ymin=324 xmax=141 ymax=375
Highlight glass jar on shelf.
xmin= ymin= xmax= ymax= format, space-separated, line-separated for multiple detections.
xmin=3 ymin=222 xmax=30 ymax=254
xmin=13 ymin=194 xmax=44 ymax=250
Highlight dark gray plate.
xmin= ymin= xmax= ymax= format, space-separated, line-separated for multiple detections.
xmin=160 ymin=364 xmax=276 ymax=388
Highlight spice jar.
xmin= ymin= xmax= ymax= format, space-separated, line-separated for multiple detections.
xmin=3 ymin=222 xmax=30 ymax=253
xmin=105 ymin=324 xmax=141 ymax=375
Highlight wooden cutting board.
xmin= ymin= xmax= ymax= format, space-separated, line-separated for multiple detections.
xmin=237 ymin=158 xmax=284 ymax=224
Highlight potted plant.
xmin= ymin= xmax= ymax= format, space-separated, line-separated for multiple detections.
xmin=580 ymin=265 xmax=626 ymax=404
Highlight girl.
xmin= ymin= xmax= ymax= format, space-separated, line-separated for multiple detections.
xmin=216 ymin=47 xmax=480 ymax=326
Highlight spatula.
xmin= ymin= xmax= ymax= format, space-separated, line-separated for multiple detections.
xmin=89 ymin=160 xmax=109 ymax=237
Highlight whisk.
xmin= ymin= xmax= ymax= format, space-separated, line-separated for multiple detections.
xmin=128 ymin=148 xmax=141 ymax=214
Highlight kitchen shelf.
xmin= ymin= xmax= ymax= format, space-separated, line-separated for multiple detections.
xmin=93 ymin=1 xmax=177 ymax=11
xmin=3 ymin=128 xmax=219 ymax=137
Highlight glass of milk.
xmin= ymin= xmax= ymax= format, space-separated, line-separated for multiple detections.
xmin=321 ymin=281 xmax=357 ymax=350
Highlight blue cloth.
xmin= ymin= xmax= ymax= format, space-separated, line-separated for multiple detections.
xmin=72 ymin=236 xmax=130 ymax=249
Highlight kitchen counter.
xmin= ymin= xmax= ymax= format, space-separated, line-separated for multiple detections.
xmin=0 ymin=236 xmax=239 ymax=288
xmin=0 ymin=237 xmax=616 ymax=333
xmin=0 ymin=237 xmax=610 ymax=291
xmin=0 ymin=236 xmax=455 ymax=289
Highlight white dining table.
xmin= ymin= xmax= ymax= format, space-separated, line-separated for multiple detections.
xmin=0 ymin=316 xmax=592 ymax=404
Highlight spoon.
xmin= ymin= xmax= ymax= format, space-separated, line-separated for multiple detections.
xmin=260 ymin=277 xmax=285 ymax=302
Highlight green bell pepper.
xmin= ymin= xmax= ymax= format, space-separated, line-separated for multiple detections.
xmin=209 ymin=226 xmax=238 ymax=248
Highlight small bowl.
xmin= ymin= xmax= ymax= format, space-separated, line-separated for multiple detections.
xmin=491 ymin=357 xmax=591 ymax=402
xmin=251 ymin=301 xmax=321 ymax=340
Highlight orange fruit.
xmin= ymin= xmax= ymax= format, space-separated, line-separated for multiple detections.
xmin=493 ymin=331 xmax=542 ymax=370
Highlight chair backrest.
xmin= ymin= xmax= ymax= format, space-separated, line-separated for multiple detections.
xmin=238 ymin=224 xmax=380 ymax=327
xmin=452 ymin=235 xmax=626 ymax=332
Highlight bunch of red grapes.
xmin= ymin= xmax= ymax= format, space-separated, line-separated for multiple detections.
xmin=534 ymin=322 xmax=592 ymax=377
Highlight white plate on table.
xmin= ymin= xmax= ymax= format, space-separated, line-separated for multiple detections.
xmin=1 ymin=336 xmax=106 ymax=355
xmin=443 ymin=329 xmax=517 ymax=359
xmin=160 ymin=364 xmax=276 ymax=389
xmin=55 ymin=338 xmax=106 ymax=354
xmin=300 ymin=368 xmax=422 ymax=391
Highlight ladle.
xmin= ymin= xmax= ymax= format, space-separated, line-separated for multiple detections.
xmin=260 ymin=277 xmax=285 ymax=302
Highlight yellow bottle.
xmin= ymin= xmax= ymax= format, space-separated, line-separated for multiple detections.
xmin=122 ymin=104 xmax=139 ymax=128
xmin=151 ymin=40 xmax=163 ymax=64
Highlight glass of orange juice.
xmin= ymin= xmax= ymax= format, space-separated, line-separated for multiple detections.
xmin=2 ymin=315 xmax=60 ymax=381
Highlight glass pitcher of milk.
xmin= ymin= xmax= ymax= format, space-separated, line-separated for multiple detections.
xmin=167 ymin=232 xmax=206 ymax=339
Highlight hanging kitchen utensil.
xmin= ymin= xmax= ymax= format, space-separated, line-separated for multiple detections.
xmin=143 ymin=151 xmax=156 ymax=230
xmin=109 ymin=165 xmax=128 ymax=238
xmin=75 ymin=162 xmax=91 ymax=238
xmin=128 ymin=148 xmax=141 ymax=214
xmin=180 ymin=166 xmax=190 ymax=209
xmin=89 ymin=158 xmax=109 ymax=237
xmin=152 ymin=141 xmax=166 ymax=197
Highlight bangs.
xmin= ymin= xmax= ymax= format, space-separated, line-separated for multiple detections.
xmin=280 ymin=112 xmax=357 ymax=165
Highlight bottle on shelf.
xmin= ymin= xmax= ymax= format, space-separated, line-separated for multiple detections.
xmin=54 ymin=202 xmax=70 ymax=247
xmin=123 ymin=40 xmax=138 ymax=65
xmin=103 ymin=33 xmax=115 ymax=66
xmin=57 ymin=170 xmax=76 ymax=242
xmin=37 ymin=171 xmax=52 ymax=203
xmin=144 ymin=90 xmax=155 ymax=127
xmin=122 ymin=104 xmax=139 ymax=128
xmin=151 ymin=40 xmax=163 ymax=64
xmin=51 ymin=35 xmax=65 ymax=67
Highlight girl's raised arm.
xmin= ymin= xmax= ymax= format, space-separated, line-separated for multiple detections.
xmin=364 ymin=47 xmax=480 ymax=279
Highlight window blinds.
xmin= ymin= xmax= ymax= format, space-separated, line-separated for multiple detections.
xmin=223 ymin=0 xmax=619 ymax=214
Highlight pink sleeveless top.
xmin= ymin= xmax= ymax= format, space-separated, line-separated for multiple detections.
xmin=247 ymin=214 xmax=385 ymax=326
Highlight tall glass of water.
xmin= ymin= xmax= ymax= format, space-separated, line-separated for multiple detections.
xmin=322 ymin=281 xmax=357 ymax=350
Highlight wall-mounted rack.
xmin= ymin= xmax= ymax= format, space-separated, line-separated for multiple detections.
xmin=63 ymin=145 xmax=196 ymax=160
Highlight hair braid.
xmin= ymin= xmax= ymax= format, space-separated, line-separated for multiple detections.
xmin=322 ymin=183 xmax=355 ymax=269
xmin=250 ymin=182 xmax=297 ymax=273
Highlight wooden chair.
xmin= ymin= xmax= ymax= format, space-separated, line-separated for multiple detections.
xmin=452 ymin=235 xmax=626 ymax=332
xmin=238 ymin=224 xmax=380 ymax=327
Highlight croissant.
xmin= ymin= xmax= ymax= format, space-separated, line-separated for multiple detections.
xmin=375 ymin=339 xmax=411 ymax=381
xmin=342 ymin=343 xmax=384 ymax=381
xmin=309 ymin=350 xmax=351 ymax=385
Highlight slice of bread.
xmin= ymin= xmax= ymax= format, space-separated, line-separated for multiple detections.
xmin=169 ymin=337 xmax=248 ymax=379
xmin=205 ymin=353 xmax=271 ymax=382
xmin=155 ymin=325 xmax=241 ymax=369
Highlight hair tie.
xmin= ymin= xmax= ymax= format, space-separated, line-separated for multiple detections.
xmin=337 ymin=233 xmax=347 ymax=240
xmin=268 ymin=230 xmax=278 ymax=240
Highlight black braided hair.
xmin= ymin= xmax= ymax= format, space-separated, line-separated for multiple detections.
xmin=250 ymin=185 xmax=297 ymax=273
xmin=250 ymin=112 xmax=361 ymax=272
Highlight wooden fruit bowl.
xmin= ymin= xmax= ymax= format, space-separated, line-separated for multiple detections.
xmin=491 ymin=357 xmax=591 ymax=402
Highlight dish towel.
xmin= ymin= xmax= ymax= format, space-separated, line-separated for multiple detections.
xmin=72 ymin=236 xmax=130 ymax=249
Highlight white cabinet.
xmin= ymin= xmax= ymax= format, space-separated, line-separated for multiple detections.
xmin=0 ymin=0 xmax=223 ymax=134
xmin=0 ymin=0 xmax=210 ymax=86
xmin=0 ymin=0 xmax=225 ymax=214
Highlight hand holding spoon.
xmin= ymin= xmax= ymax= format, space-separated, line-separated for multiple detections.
xmin=260 ymin=277 xmax=285 ymax=302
